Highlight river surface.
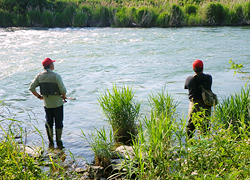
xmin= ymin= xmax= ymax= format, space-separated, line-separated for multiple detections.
xmin=0 ymin=27 xmax=249 ymax=163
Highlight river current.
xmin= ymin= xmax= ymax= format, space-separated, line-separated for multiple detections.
xmin=0 ymin=27 xmax=249 ymax=162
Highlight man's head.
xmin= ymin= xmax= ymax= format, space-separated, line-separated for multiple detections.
xmin=193 ymin=59 xmax=203 ymax=73
xmin=42 ymin=58 xmax=55 ymax=70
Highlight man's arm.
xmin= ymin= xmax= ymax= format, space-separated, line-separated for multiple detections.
xmin=29 ymin=74 xmax=43 ymax=100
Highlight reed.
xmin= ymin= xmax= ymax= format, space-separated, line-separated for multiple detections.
xmin=98 ymin=84 xmax=141 ymax=145
xmin=41 ymin=10 xmax=54 ymax=27
xmin=80 ymin=127 xmax=114 ymax=169
xmin=215 ymin=87 xmax=250 ymax=134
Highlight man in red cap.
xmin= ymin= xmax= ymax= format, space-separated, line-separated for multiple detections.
xmin=29 ymin=58 xmax=67 ymax=150
xmin=184 ymin=59 xmax=213 ymax=139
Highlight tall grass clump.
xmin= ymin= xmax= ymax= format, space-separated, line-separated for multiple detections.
xmin=81 ymin=127 xmax=114 ymax=171
xmin=120 ymin=90 xmax=185 ymax=179
xmin=148 ymin=88 xmax=179 ymax=119
xmin=98 ymin=85 xmax=141 ymax=145
xmin=203 ymin=2 xmax=226 ymax=25
xmin=215 ymin=87 xmax=250 ymax=134
xmin=169 ymin=4 xmax=185 ymax=26
xmin=41 ymin=10 xmax=54 ymax=27
xmin=73 ymin=5 xmax=93 ymax=27
xmin=27 ymin=9 xmax=42 ymax=26
xmin=135 ymin=6 xmax=155 ymax=27
xmin=156 ymin=11 xmax=170 ymax=27
xmin=62 ymin=5 xmax=77 ymax=26
xmin=0 ymin=120 xmax=45 ymax=179
xmin=92 ymin=5 xmax=113 ymax=27
xmin=243 ymin=2 xmax=250 ymax=21
xmin=114 ymin=7 xmax=134 ymax=27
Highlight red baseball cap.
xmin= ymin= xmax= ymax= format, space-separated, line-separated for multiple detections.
xmin=193 ymin=59 xmax=203 ymax=69
xmin=42 ymin=58 xmax=55 ymax=66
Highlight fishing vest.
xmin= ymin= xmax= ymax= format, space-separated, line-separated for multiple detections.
xmin=39 ymin=70 xmax=60 ymax=96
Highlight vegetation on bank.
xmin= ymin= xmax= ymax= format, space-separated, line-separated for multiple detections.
xmin=1 ymin=60 xmax=250 ymax=179
xmin=0 ymin=0 xmax=250 ymax=27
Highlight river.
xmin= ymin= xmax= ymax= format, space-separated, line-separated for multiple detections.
xmin=0 ymin=26 xmax=249 ymax=163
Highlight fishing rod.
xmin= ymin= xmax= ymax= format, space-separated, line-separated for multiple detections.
xmin=64 ymin=97 xmax=76 ymax=102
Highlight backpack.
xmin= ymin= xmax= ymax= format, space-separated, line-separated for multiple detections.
xmin=199 ymin=85 xmax=218 ymax=107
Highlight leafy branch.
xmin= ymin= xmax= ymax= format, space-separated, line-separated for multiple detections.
xmin=229 ymin=59 xmax=250 ymax=85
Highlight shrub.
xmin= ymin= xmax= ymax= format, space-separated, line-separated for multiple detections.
xmin=169 ymin=4 xmax=184 ymax=26
xmin=81 ymin=127 xmax=114 ymax=170
xmin=98 ymin=85 xmax=141 ymax=145
xmin=228 ymin=4 xmax=244 ymax=25
xmin=203 ymin=2 xmax=226 ymax=25
xmin=62 ymin=5 xmax=77 ymax=26
xmin=41 ymin=10 xmax=54 ymax=27
xmin=184 ymin=4 xmax=198 ymax=15
xmin=215 ymin=87 xmax=250 ymax=134
xmin=27 ymin=9 xmax=42 ymax=26
xmin=114 ymin=7 xmax=131 ymax=27
xmin=93 ymin=5 xmax=112 ymax=27
xmin=73 ymin=11 xmax=88 ymax=27
xmin=156 ymin=11 xmax=170 ymax=27
xmin=243 ymin=2 xmax=250 ymax=21
xmin=0 ymin=10 xmax=14 ymax=27
xmin=135 ymin=6 xmax=154 ymax=27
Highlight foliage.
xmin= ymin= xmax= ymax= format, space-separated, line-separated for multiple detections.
xmin=119 ymin=88 xmax=250 ymax=179
xmin=203 ymin=2 xmax=226 ymax=25
xmin=98 ymin=84 xmax=141 ymax=145
xmin=169 ymin=4 xmax=185 ymax=26
xmin=156 ymin=11 xmax=170 ymax=27
xmin=81 ymin=127 xmax=114 ymax=169
xmin=215 ymin=87 xmax=250 ymax=133
xmin=148 ymin=88 xmax=179 ymax=119
xmin=0 ymin=0 xmax=250 ymax=27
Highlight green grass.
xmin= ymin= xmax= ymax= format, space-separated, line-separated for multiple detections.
xmin=113 ymin=87 xmax=250 ymax=179
xmin=98 ymin=84 xmax=141 ymax=145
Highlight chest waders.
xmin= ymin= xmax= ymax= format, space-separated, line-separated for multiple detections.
xmin=39 ymin=71 xmax=64 ymax=150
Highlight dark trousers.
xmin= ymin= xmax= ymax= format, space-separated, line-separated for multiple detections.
xmin=187 ymin=99 xmax=211 ymax=139
xmin=44 ymin=105 xmax=64 ymax=129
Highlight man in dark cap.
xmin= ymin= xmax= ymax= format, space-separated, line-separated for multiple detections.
xmin=184 ymin=59 xmax=213 ymax=139
xmin=29 ymin=58 xmax=67 ymax=150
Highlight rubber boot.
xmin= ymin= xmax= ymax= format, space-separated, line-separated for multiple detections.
xmin=46 ymin=128 xmax=54 ymax=149
xmin=56 ymin=128 xmax=64 ymax=150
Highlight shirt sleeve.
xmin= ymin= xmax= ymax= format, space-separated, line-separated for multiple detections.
xmin=56 ymin=74 xmax=67 ymax=94
xmin=29 ymin=74 xmax=40 ymax=92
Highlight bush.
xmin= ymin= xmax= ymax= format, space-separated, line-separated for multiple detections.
xmin=92 ymin=5 xmax=112 ymax=27
xmin=98 ymin=85 xmax=141 ymax=145
xmin=12 ymin=14 xmax=28 ymax=27
xmin=228 ymin=4 xmax=244 ymax=25
xmin=203 ymin=2 xmax=226 ymax=25
xmin=184 ymin=4 xmax=198 ymax=15
xmin=135 ymin=6 xmax=154 ymax=27
xmin=0 ymin=10 xmax=14 ymax=27
xmin=27 ymin=9 xmax=42 ymax=26
xmin=41 ymin=10 xmax=54 ymax=27
xmin=215 ymin=87 xmax=250 ymax=134
xmin=156 ymin=11 xmax=170 ymax=27
xmin=62 ymin=5 xmax=77 ymax=26
xmin=73 ymin=11 xmax=88 ymax=27
xmin=243 ymin=2 xmax=250 ymax=21
xmin=114 ymin=7 xmax=131 ymax=27
xmin=169 ymin=4 xmax=185 ymax=26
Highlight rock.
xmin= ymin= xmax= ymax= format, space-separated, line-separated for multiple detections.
xmin=75 ymin=167 xmax=87 ymax=174
xmin=18 ymin=145 xmax=43 ymax=158
xmin=88 ymin=165 xmax=104 ymax=180
xmin=115 ymin=145 xmax=135 ymax=159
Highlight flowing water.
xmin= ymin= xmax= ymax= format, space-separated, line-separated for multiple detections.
xmin=0 ymin=27 xmax=249 ymax=163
